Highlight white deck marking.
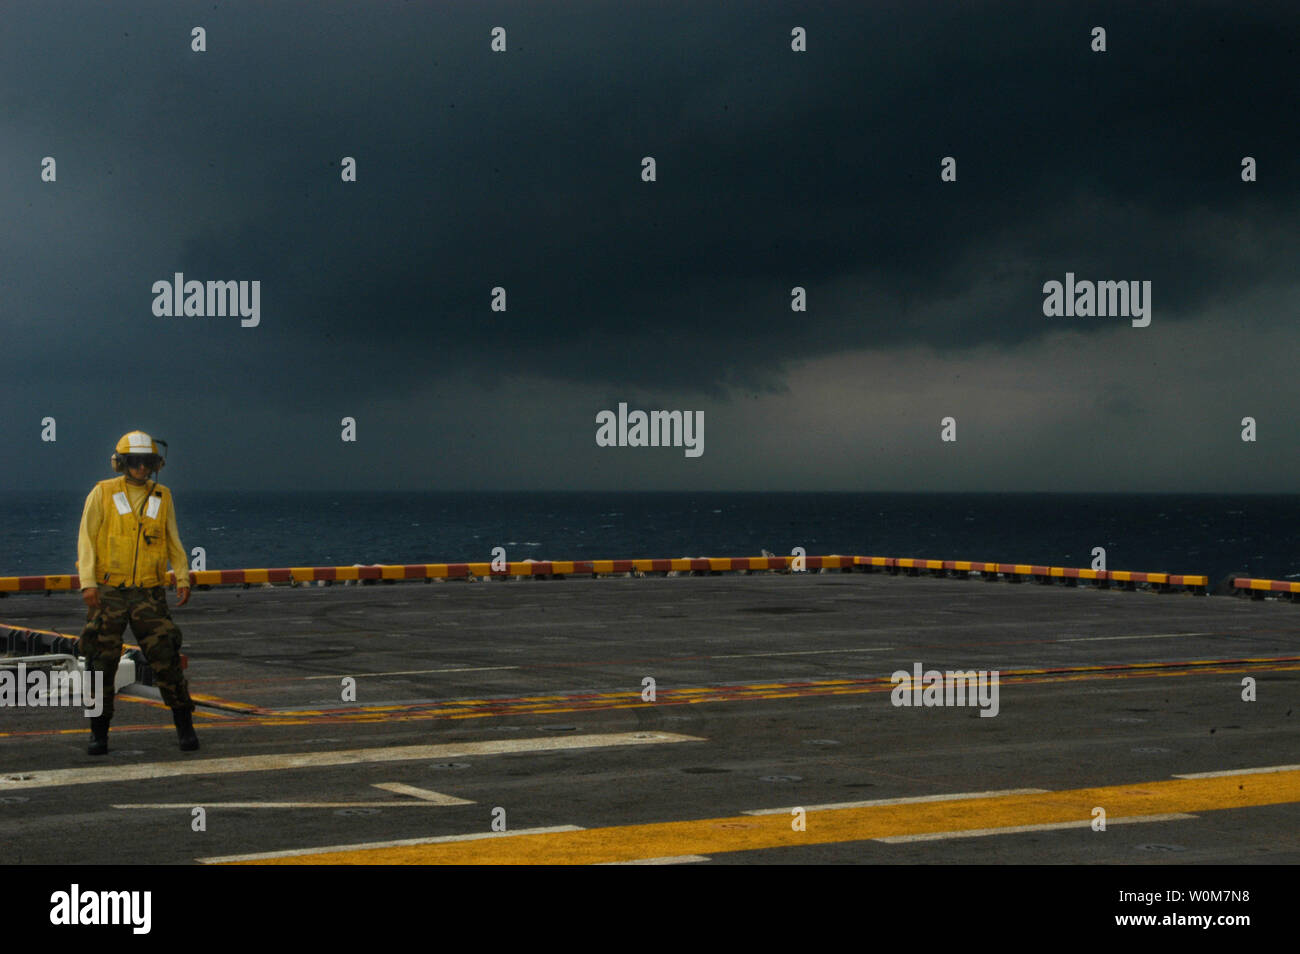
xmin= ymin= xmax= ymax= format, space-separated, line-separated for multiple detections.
xmin=306 ymin=649 xmax=899 ymax=677
xmin=709 ymin=647 xmax=895 ymax=659
xmin=198 ymin=825 xmax=584 ymax=864
xmin=305 ymin=666 xmax=521 ymax=680
xmin=1055 ymin=633 xmax=1214 ymax=642
xmin=599 ymin=855 xmax=711 ymax=865
xmin=370 ymin=782 xmax=473 ymax=804
xmin=743 ymin=788 xmax=1050 ymax=815
xmin=1174 ymin=764 xmax=1300 ymax=779
xmin=0 ymin=731 xmax=703 ymax=791
xmin=116 ymin=781 xmax=475 ymax=810
xmin=876 ymin=813 xmax=1196 ymax=843
xmin=116 ymin=802 xmax=456 ymax=809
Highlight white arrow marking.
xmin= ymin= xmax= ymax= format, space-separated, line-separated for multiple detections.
xmin=0 ymin=731 xmax=703 ymax=791
xmin=198 ymin=825 xmax=584 ymax=864
xmin=116 ymin=783 xmax=476 ymax=809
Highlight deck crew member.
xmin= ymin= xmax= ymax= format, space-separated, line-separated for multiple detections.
xmin=77 ymin=431 xmax=198 ymax=755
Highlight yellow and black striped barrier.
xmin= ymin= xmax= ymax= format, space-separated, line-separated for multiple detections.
xmin=0 ymin=554 xmax=1215 ymax=595
xmin=884 ymin=558 xmax=1208 ymax=593
xmin=1232 ymin=577 xmax=1300 ymax=600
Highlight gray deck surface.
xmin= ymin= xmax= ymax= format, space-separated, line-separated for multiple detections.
xmin=2 ymin=572 xmax=1297 ymax=864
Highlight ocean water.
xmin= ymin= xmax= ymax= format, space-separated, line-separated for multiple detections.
xmin=1 ymin=491 xmax=1297 ymax=588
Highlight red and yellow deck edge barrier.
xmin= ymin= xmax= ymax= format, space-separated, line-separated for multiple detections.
xmin=0 ymin=555 xmax=1220 ymax=594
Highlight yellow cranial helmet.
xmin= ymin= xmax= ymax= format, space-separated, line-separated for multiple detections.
xmin=111 ymin=430 xmax=166 ymax=473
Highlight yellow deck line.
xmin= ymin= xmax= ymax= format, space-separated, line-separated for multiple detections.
xmin=233 ymin=768 xmax=1300 ymax=865
xmin=9 ymin=659 xmax=1299 ymax=739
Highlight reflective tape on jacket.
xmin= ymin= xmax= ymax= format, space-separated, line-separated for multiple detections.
xmin=93 ymin=476 xmax=174 ymax=587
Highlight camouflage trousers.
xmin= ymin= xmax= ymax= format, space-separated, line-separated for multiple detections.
xmin=79 ymin=585 xmax=194 ymax=720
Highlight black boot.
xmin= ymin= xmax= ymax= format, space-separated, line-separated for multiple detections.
xmin=173 ymin=708 xmax=199 ymax=751
xmin=87 ymin=715 xmax=110 ymax=756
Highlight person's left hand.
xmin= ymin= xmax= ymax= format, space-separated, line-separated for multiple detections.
xmin=177 ymin=585 xmax=191 ymax=606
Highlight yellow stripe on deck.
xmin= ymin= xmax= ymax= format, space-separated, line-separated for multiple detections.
xmin=231 ymin=768 xmax=1300 ymax=865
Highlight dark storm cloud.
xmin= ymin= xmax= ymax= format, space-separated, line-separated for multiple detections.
xmin=1 ymin=1 xmax=1296 ymax=491
xmin=5 ymin=2 xmax=1296 ymax=389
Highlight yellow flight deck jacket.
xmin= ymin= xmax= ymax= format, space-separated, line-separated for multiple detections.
xmin=77 ymin=476 xmax=190 ymax=589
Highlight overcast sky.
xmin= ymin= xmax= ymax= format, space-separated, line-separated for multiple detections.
xmin=3 ymin=1 xmax=1297 ymax=493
